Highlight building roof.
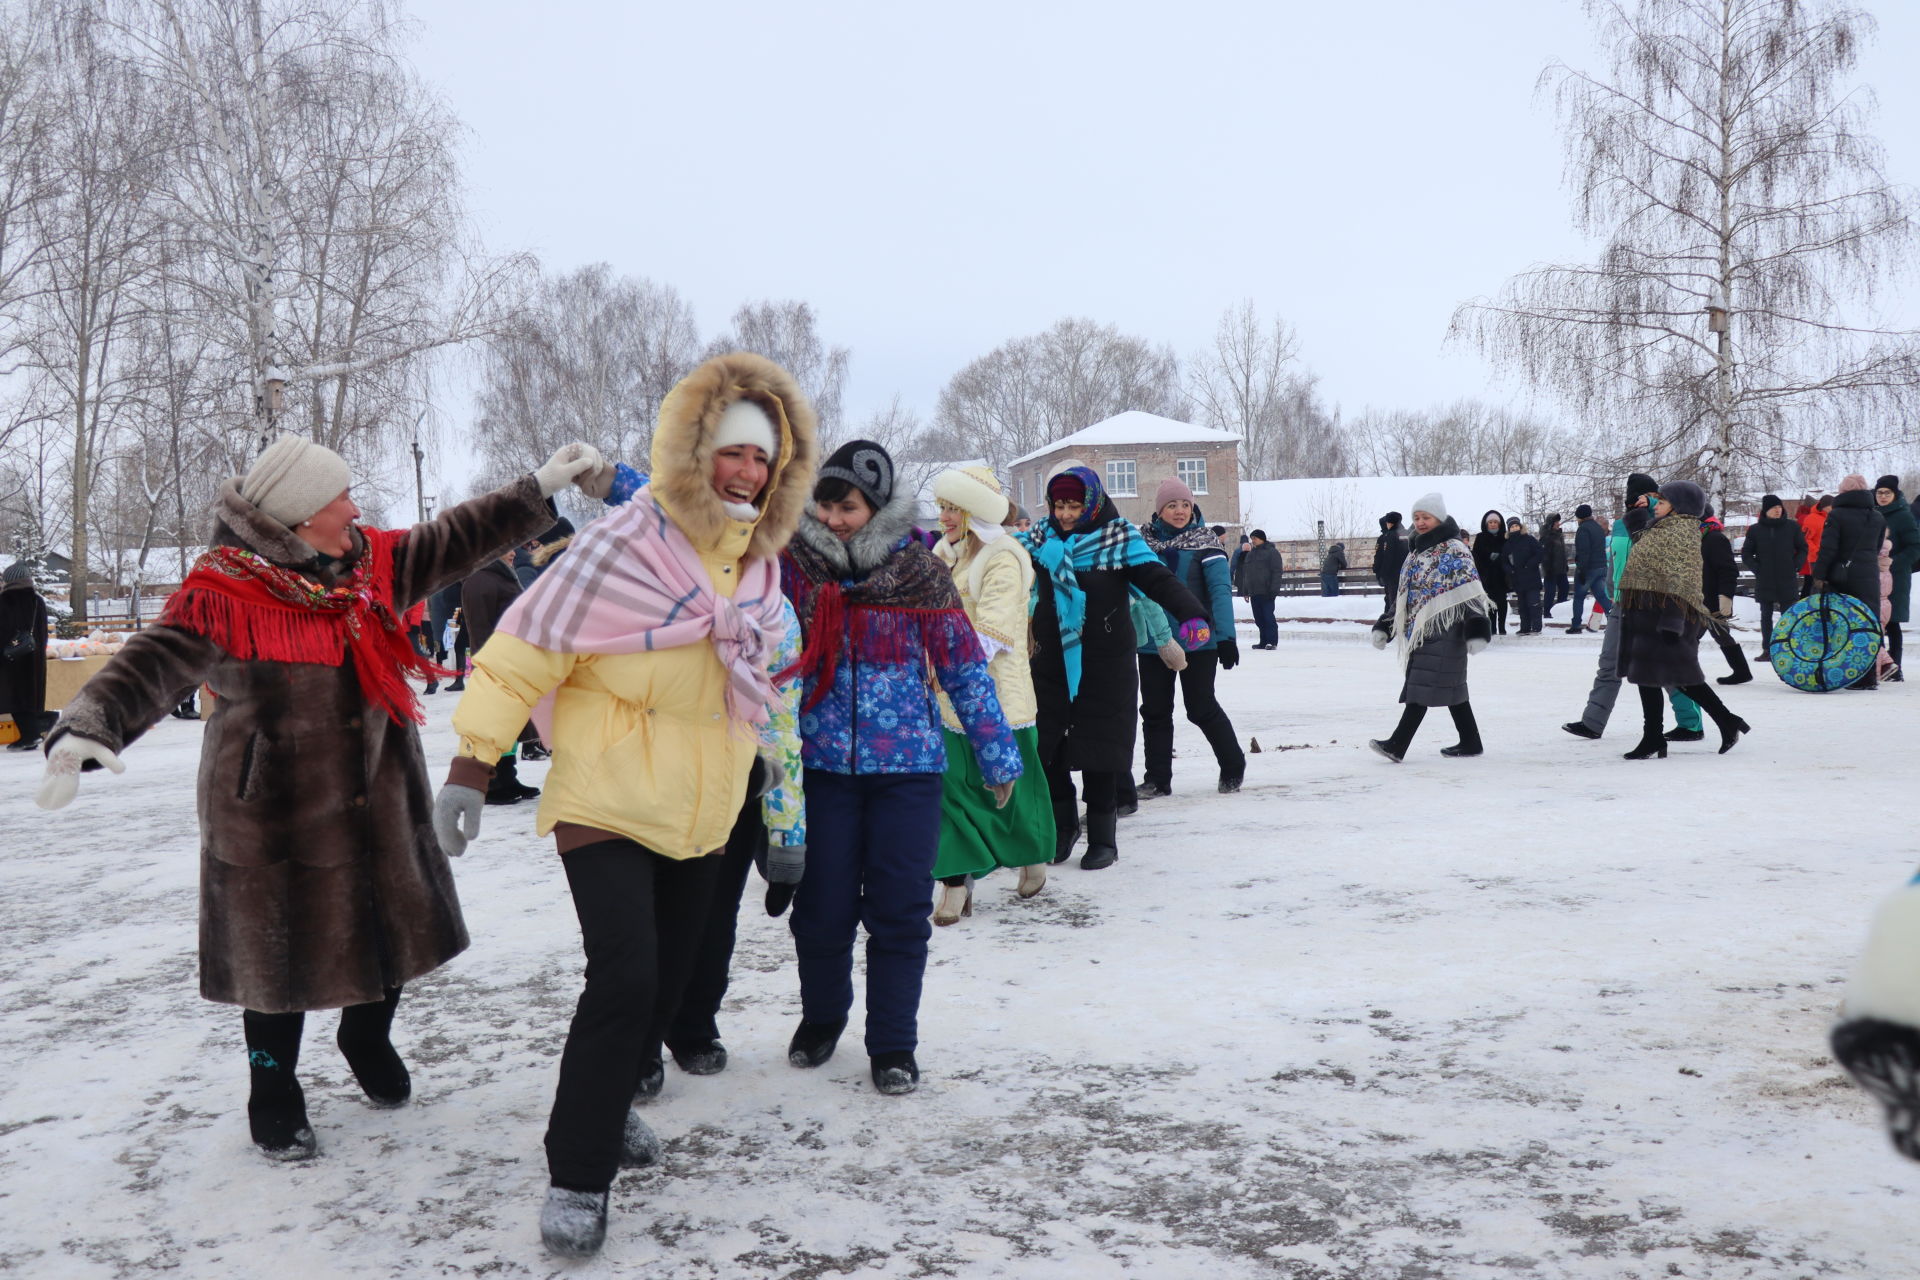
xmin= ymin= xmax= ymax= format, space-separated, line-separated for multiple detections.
xmin=1009 ymin=412 xmax=1244 ymax=467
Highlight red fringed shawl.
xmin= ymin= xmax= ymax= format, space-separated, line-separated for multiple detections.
xmin=779 ymin=536 xmax=982 ymax=710
xmin=160 ymin=527 xmax=446 ymax=726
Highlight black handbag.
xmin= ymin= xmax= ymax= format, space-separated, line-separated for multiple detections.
xmin=3 ymin=630 xmax=34 ymax=661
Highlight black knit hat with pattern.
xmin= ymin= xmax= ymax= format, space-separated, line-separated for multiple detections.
xmin=816 ymin=439 xmax=894 ymax=509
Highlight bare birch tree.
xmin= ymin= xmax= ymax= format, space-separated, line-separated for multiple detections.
xmin=934 ymin=317 xmax=1183 ymax=471
xmin=1350 ymin=399 xmax=1570 ymax=478
xmin=1453 ymin=0 xmax=1920 ymax=510
xmin=0 ymin=6 xmax=56 ymax=373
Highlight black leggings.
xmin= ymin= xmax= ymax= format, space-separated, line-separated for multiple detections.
xmin=1889 ymin=621 xmax=1904 ymax=670
xmin=1137 ymin=652 xmax=1243 ymax=786
xmin=1041 ymin=749 xmax=1116 ymax=818
xmin=546 ymin=839 xmax=724 ymax=1192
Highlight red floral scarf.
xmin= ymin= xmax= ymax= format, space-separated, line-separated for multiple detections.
xmin=160 ymin=526 xmax=445 ymax=725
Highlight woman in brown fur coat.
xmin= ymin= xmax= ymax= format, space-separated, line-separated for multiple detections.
xmin=33 ymin=435 xmax=605 ymax=1161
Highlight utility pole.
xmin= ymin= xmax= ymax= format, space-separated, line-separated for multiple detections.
xmin=411 ymin=412 xmax=429 ymax=523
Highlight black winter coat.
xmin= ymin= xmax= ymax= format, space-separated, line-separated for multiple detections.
xmin=1030 ymin=510 xmax=1207 ymax=774
xmin=0 ymin=581 xmax=49 ymax=730
xmin=1322 ymin=543 xmax=1348 ymax=574
xmin=1239 ymin=542 xmax=1284 ymax=595
xmin=1472 ymin=515 xmax=1508 ymax=595
xmin=1373 ymin=526 xmax=1409 ymax=587
xmin=1573 ymin=518 xmax=1608 ymax=575
xmin=1542 ymin=522 xmax=1569 ymax=577
xmin=1740 ymin=515 xmax=1807 ymax=606
xmin=459 ymin=557 xmax=522 ymax=653
xmin=1812 ymin=489 xmax=1886 ymax=607
xmin=1701 ymin=528 xmax=1738 ymax=609
xmin=1503 ymin=533 xmax=1543 ymax=590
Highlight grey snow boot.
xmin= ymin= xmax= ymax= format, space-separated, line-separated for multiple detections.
xmin=620 ymin=1109 xmax=663 ymax=1168
xmin=540 ymin=1186 xmax=609 ymax=1258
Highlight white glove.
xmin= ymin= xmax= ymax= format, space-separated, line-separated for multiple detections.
xmin=1466 ymin=636 xmax=1490 ymax=656
xmin=36 ymin=736 xmax=125 ymax=811
xmin=433 ymin=784 xmax=484 ymax=856
xmin=1156 ymin=639 xmax=1188 ymax=672
xmin=1370 ymin=628 xmax=1389 ymax=650
xmin=534 ymin=443 xmax=606 ymax=498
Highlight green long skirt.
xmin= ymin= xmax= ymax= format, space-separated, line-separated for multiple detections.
xmin=932 ymin=725 xmax=1053 ymax=880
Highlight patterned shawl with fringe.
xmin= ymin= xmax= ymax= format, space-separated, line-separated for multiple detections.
xmin=1392 ymin=518 xmax=1493 ymax=667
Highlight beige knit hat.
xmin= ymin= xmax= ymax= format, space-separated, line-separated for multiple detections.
xmin=240 ymin=436 xmax=353 ymax=528
xmin=933 ymin=464 xmax=1010 ymax=525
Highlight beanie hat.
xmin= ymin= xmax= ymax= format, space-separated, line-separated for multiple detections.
xmin=1874 ymin=474 xmax=1901 ymax=493
xmin=710 ymin=399 xmax=780 ymax=461
xmin=1660 ymin=480 xmax=1706 ymax=517
xmin=817 ymin=439 xmax=894 ymax=509
xmin=1575 ymin=503 xmax=1593 ymax=519
xmin=241 ymin=436 xmax=352 ymax=528
xmin=1250 ymin=529 xmax=1267 ymax=541
xmin=933 ymin=464 xmax=1010 ymax=526
xmin=1411 ymin=492 xmax=1447 ymax=522
xmin=1760 ymin=493 xmax=1782 ymax=513
xmin=2 ymin=561 xmax=32 ymax=585
xmin=1154 ymin=476 xmax=1195 ymax=512
xmin=1839 ymin=473 xmax=1869 ymax=492
xmin=1047 ymin=471 xmax=1087 ymax=503
xmin=1624 ymin=472 xmax=1660 ymax=507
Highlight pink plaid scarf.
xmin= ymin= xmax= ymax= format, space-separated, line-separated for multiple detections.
xmin=498 ymin=487 xmax=787 ymax=736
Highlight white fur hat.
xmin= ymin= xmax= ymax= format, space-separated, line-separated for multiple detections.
xmin=240 ymin=436 xmax=353 ymax=528
xmin=933 ymin=465 xmax=1010 ymax=525
xmin=1411 ymin=491 xmax=1448 ymax=522
xmin=711 ymin=399 xmax=779 ymax=461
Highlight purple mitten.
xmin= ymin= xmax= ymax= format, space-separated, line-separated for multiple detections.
xmin=1178 ymin=617 xmax=1212 ymax=650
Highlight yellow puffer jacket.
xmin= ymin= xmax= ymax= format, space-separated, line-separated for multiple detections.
xmin=449 ymin=352 xmax=818 ymax=859
xmin=935 ymin=530 xmax=1036 ymax=730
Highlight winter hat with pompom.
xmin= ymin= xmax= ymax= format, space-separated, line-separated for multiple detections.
xmin=241 ymin=435 xmax=352 ymax=529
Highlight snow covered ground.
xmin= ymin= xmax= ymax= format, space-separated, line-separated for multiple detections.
xmin=1 ymin=617 xmax=1912 ymax=1278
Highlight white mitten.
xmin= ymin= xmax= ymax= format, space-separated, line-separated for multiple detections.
xmin=36 ymin=736 xmax=125 ymax=811
xmin=1156 ymin=639 xmax=1188 ymax=672
xmin=534 ymin=443 xmax=606 ymax=498
xmin=1466 ymin=636 xmax=1490 ymax=656
xmin=1370 ymin=628 xmax=1389 ymax=650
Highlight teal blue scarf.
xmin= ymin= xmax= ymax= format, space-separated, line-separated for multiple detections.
xmin=1019 ymin=517 xmax=1159 ymax=697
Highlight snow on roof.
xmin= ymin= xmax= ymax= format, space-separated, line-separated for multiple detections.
xmin=1240 ymin=475 xmax=1574 ymax=542
xmin=1009 ymin=412 xmax=1243 ymax=467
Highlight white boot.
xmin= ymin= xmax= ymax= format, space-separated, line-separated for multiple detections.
xmin=1017 ymin=863 xmax=1048 ymax=899
xmin=933 ymin=881 xmax=972 ymax=926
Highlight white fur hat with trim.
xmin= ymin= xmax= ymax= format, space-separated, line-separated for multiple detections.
xmin=933 ymin=465 xmax=1010 ymax=525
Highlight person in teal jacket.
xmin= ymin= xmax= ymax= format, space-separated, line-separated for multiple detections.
xmin=1134 ymin=478 xmax=1245 ymax=795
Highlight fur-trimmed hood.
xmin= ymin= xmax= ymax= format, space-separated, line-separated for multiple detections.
xmin=650 ymin=352 xmax=819 ymax=562
xmin=792 ymin=481 xmax=922 ymax=578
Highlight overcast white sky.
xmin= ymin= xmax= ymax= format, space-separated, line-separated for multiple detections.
xmin=401 ymin=0 xmax=1920 ymax=476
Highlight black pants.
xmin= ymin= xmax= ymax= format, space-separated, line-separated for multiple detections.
xmin=646 ymin=761 xmax=766 ymax=1061
xmin=1889 ymin=621 xmax=1904 ymax=670
xmin=1383 ymin=700 xmax=1480 ymax=754
xmin=1545 ymin=572 xmax=1569 ymax=614
xmin=453 ymin=620 xmax=470 ymax=674
xmin=1759 ymin=601 xmax=1781 ymax=651
xmin=1514 ymin=586 xmax=1542 ymax=633
xmin=1639 ymin=681 xmax=1735 ymax=732
xmin=546 ymin=839 xmax=724 ymax=1192
xmin=1042 ymin=747 xmax=1116 ymax=818
xmin=1490 ymin=594 xmax=1509 ymax=634
xmin=1137 ymin=652 xmax=1244 ymax=788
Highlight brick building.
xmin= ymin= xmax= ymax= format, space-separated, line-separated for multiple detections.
xmin=1009 ymin=412 xmax=1243 ymax=529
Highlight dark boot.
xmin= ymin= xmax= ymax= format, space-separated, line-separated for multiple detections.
xmin=446 ymin=676 xmax=465 ymax=692
xmin=1114 ymin=773 xmax=1138 ymax=816
xmin=1683 ymin=684 xmax=1749 ymax=754
xmin=1716 ymin=635 xmax=1753 ymax=685
xmin=244 ymin=1010 xmax=316 ymax=1161
xmin=1832 ymin=1018 xmax=1920 ymax=1162
xmin=632 ymin=1059 xmax=664 ymax=1104
xmin=485 ymin=756 xmax=541 ymax=805
xmin=1079 ymin=808 xmax=1118 ymax=871
xmin=1050 ymin=800 xmax=1080 ymax=865
xmin=788 ymin=1018 xmax=847 ymax=1068
xmin=1368 ymin=704 xmax=1425 ymax=763
xmin=1623 ymin=687 xmax=1667 ymax=760
xmin=667 ymin=1039 xmax=727 ymax=1075
xmin=336 ymin=986 xmax=409 ymax=1107
xmin=870 ymin=1050 xmax=921 ymax=1096
xmin=1439 ymin=702 xmax=1482 ymax=757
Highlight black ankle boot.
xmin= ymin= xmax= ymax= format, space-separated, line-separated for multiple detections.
xmin=632 ymin=1059 xmax=664 ymax=1103
xmin=668 ymin=1039 xmax=728 ymax=1075
xmin=1080 ymin=809 xmax=1118 ymax=870
xmin=336 ymin=987 xmax=409 ymax=1108
xmin=789 ymin=1018 xmax=847 ymax=1068
xmin=1050 ymin=801 xmax=1080 ymax=864
xmin=1623 ymin=727 xmax=1667 ymax=760
xmin=245 ymin=1010 xmax=317 ymax=1161
xmin=870 ymin=1050 xmax=920 ymax=1096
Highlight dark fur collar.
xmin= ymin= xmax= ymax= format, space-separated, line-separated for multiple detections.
xmin=791 ymin=484 xmax=922 ymax=577
xmin=1412 ymin=517 xmax=1461 ymax=554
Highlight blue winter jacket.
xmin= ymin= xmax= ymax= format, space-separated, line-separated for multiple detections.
xmin=780 ymin=506 xmax=1021 ymax=785
xmin=1573 ymin=517 xmax=1608 ymax=575
xmin=1136 ymin=520 xmax=1236 ymax=656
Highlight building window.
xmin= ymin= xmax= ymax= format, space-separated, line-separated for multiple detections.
xmin=1105 ymin=458 xmax=1137 ymax=497
xmin=1176 ymin=457 xmax=1209 ymax=495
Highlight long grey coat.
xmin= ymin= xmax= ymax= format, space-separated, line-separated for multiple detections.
xmin=1401 ymin=621 xmax=1471 ymax=707
xmin=49 ymin=476 xmax=552 ymax=1013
